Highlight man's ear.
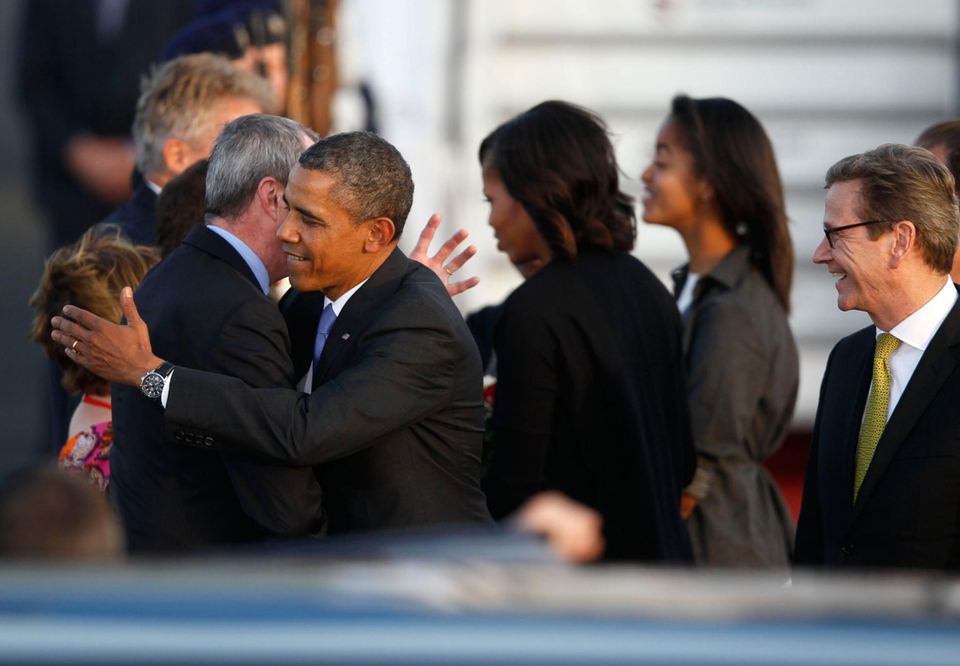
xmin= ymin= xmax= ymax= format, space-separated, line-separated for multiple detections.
xmin=889 ymin=220 xmax=916 ymax=267
xmin=363 ymin=217 xmax=397 ymax=252
xmin=255 ymin=177 xmax=284 ymax=216
xmin=160 ymin=138 xmax=194 ymax=178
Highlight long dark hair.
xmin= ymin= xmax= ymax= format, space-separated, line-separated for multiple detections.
xmin=479 ymin=100 xmax=636 ymax=259
xmin=669 ymin=95 xmax=793 ymax=311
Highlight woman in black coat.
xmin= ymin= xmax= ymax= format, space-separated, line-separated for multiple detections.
xmin=479 ymin=101 xmax=695 ymax=562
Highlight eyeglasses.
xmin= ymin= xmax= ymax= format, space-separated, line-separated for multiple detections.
xmin=823 ymin=219 xmax=892 ymax=249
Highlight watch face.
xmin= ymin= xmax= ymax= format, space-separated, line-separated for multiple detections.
xmin=141 ymin=372 xmax=165 ymax=400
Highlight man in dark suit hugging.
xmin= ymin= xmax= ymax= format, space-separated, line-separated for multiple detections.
xmin=795 ymin=144 xmax=960 ymax=570
xmin=57 ymin=132 xmax=492 ymax=534
xmin=111 ymin=114 xmax=324 ymax=552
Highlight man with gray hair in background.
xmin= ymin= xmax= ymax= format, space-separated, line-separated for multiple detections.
xmin=110 ymin=113 xmax=326 ymax=553
xmin=101 ymin=53 xmax=274 ymax=246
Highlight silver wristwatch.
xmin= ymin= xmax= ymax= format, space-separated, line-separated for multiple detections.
xmin=139 ymin=362 xmax=175 ymax=400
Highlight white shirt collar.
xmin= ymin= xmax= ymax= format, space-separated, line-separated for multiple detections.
xmin=883 ymin=277 xmax=957 ymax=351
xmin=676 ymin=271 xmax=700 ymax=314
xmin=325 ymin=278 xmax=369 ymax=316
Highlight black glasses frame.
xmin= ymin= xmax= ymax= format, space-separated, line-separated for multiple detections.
xmin=823 ymin=219 xmax=893 ymax=248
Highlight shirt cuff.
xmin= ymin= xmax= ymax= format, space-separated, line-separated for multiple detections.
xmin=683 ymin=466 xmax=714 ymax=500
xmin=160 ymin=368 xmax=175 ymax=408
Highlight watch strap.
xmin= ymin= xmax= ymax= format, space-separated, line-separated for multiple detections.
xmin=153 ymin=361 xmax=175 ymax=379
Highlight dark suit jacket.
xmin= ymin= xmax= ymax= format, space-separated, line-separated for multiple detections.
xmin=163 ymin=247 xmax=492 ymax=533
xmin=795 ymin=289 xmax=960 ymax=569
xmin=111 ymin=225 xmax=325 ymax=553
xmin=17 ymin=0 xmax=192 ymax=247
xmin=482 ymin=250 xmax=695 ymax=562
xmin=101 ymin=182 xmax=158 ymax=246
xmin=466 ymin=302 xmax=506 ymax=376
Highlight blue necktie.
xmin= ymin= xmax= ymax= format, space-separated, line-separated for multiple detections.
xmin=312 ymin=304 xmax=337 ymax=377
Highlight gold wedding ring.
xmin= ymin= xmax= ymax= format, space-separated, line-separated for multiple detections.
xmin=71 ymin=340 xmax=80 ymax=352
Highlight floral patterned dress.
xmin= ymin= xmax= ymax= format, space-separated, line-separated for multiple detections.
xmin=58 ymin=395 xmax=113 ymax=492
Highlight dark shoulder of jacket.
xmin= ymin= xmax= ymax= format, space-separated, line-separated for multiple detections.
xmin=825 ymin=325 xmax=876 ymax=372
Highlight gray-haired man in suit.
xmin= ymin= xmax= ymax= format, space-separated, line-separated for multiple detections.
xmin=795 ymin=143 xmax=960 ymax=570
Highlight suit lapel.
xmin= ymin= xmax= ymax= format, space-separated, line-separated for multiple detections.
xmin=839 ymin=335 xmax=874 ymax=512
xmin=131 ymin=182 xmax=157 ymax=217
xmin=281 ymin=291 xmax=326 ymax=381
xmin=182 ymin=225 xmax=261 ymax=290
xmin=313 ymin=247 xmax=410 ymax=387
xmin=851 ymin=293 xmax=960 ymax=520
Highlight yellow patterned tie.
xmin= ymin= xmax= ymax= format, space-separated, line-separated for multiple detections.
xmin=854 ymin=332 xmax=901 ymax=499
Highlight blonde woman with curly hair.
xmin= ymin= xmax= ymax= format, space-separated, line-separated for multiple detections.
xmin=31 ymin=227 xmax=158 ymax=491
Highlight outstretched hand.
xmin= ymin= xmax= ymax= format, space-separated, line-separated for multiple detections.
xmin=514 ymin=491 xmax=605 ymax=563
xmin=50 ymin=286 xmax=163 ymax=387
xmin=410 ymin=213 xmax=480 ymax=297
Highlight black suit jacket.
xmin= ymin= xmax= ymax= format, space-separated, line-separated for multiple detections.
xmin=101 ymin=182 xmax=158 ymax=246
xmin=482 ymin=250 xmax=695 ymax=562
xmin=164 ymin=248 xmax=492 ymax=532
xmin=111 ymin=225 xmax=325 ymax=553
xmin=795 ymin=289 xmax=960 ymax=569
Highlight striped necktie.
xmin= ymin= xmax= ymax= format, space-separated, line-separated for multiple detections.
xmin=853 ymin=332 xmax=901 ymax=499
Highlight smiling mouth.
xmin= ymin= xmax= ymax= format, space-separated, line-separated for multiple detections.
xmin=830 ymin=271 xmax=847 ymax=281
xmin=285 ymin=252 xmax=308 ymax=262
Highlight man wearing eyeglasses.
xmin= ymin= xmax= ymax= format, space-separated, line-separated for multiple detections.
xmin=795 ymin=143 xmax=960 ymax=570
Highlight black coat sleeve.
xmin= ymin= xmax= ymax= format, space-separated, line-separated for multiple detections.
xmin=793 ymin=345 xmax=836 ymax=566
xmin=164 ymin=292 xmax=461 ymax=467
xmin=205 ymin=294 xmax=325 ymax=537
xmin=482 ymin=298 xmax=556 ymax=518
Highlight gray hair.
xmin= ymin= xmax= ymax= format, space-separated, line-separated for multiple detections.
xmin=825 ymin=143 xmax=959 ymax=274
xmin=132 ymin=53 xmax=274 ymax=179
xmin=298 ymin=131 xmax=414 ymax=238
xmin=205 ymin=114 xmax=317 ymax=220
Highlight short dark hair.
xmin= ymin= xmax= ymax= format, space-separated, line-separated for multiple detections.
xmin=156 ymin=158 xmax=209 ymax=257
xmin=915 ymin=118 xmax=960 ymax=194
xmin=205 ymin=113 xmax=317 ymax=220
xmin=668 ymin=95 xmax=793 ymax=312
xmin=825 ymin=143 xmax=958 ymax=274
xmin=916 ymin=118 xmax=960 ymax=153
xmin=298 ymin=131 xmax=414 ymax=238
xmin=479 ymin=100 xmax=636 ymax=259
xmin=0 ymin=465 xmax=124 ymax=560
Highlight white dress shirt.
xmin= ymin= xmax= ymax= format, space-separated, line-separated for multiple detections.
xmin=877 ymin=277 xmax=957 ymax=421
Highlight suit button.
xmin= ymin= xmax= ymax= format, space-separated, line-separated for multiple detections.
xmin=184 ymin=432 xmax=195 ymax=444
xmin=175 ymin=431 xmax=184 ymax=441
xmin=841 ymin=544 xmax=855 ymax=556
xmin=204 ymin=436 xmax=214 ymax=447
